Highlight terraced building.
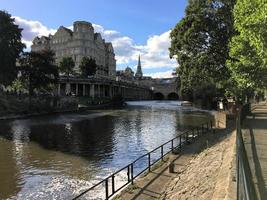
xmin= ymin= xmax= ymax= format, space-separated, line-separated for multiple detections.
xmin=31 ymin=21 xmax=116 ymax=79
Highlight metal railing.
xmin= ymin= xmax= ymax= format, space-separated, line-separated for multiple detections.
xmin=236 ymin=104 xmax=257 ymax=200
xmin=73 ymin=120 xmax=213 ymax=200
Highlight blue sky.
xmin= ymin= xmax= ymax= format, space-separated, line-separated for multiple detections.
xmin=1 ymin=0 xmax=188 ymax=78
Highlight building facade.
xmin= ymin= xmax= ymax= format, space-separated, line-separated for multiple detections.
xmin=116 ymin=66 xmax=135 ymax=82
xmin=31 ymin=21 xmax=116 ymax=79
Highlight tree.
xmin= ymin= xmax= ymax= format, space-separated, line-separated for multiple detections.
xmin=227 ymin=0 xmax=267 ymax=97
xmin=18 ymin=49 xmax=59 ymax=96
xmin=59 ymin=56 xmax=75 ymax=79
xmin=79 ymin=57 xmax=97 ymax=77
xmin=169 ymin=0 xmax=236 ymax=101
xmin=0 ymin=10 xmax=25 ymax=86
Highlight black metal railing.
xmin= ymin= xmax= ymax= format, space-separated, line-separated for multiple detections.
xmin=72 ymin=120 xmax=213 ymax=200
xmin=236 ymin=104 xmax=257 ymax=200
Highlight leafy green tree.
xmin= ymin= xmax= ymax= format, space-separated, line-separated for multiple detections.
xmin=10 ymin=79 xmax=26 ymax=93
xmin=227 ymin=0 xmax=267 ymax=97
xmin=18 ymin=50 xmax=59 ymax=96
xmin=79 ymin=57 xmax=97 ymax=77
xmin=59 ymin=56 xmax=75 ymax=79
xmin=0 ymin=10 xmax=25 ymax=86
xmin=170 ymin=0 xmax=236 ymax=101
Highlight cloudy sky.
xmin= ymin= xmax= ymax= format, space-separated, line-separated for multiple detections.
xmin=1 ymin=0 xmax=188 ymax=78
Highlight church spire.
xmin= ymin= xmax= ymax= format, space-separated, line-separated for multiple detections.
xmin=135 ymin=55 xmax=143 ymax=79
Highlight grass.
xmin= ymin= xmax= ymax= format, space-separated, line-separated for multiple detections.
xmin=125 ymin=183 xmax=139 ymax=194
xmin=112 ymin=195 xmax=122 ymax=200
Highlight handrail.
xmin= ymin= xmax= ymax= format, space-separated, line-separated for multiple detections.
xmin=236 ymin=104 xmax=257 ymax=200
xmin=73 ymin=120 xmax=213 ymax=200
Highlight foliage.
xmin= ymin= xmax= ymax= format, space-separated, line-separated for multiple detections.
xmin=10 ymin=79 xmax=26 ymax=93
xmin=79 ymin=57 xmax=97 ymax=77
xmin=0 ymin=10 xmax=25 ymax=86
xmin=59 ymin=56 xmax=75 ymax=78
xmin=18 ymin=50 xmax=59 ymax=96
xmin=170 ymin=0 xmax=236 ymax=100
xmin=227 ymin=0 xmax=267 ymax=96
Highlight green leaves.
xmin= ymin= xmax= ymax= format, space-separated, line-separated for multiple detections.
xmin=79 ymin=57 xmax=97 ymax=77
xmin=18 ymin=50 xmax=59 ymax=95
xmin=227 ymin=0 xmax=267 ymax=95
xmin=59 ymin=57 xmax=75 ymax=78
xmin=170 ymin=0 xmax=236 ymax=100
xmin=0 ymin=10 xmax=25 ymax=86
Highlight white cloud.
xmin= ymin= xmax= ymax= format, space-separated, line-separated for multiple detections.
xmin=90 ymin=24 xmax=176 ymax=69
xmin=14 ymin=16 xmax=56 ymax=50
xmin=14 ymin=16 xmax=176 ymax=72
xmin=144 ymin=70 xmax=175 ymax=79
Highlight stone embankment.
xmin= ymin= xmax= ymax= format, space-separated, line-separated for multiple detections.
xmin=118 ymin=114 xmax=236 ymax=200
xmin=163 ymin=129 xmax=236 ymax=200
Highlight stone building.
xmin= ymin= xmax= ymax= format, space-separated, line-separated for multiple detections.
xmin=116 ymin=66 xmax=135 ymax=81
xmin=31 ymin=21 xmax=116 ymax=79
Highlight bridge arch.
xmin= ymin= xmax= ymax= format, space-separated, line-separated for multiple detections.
xmin=167 ymin=92 xmax=179 ymax=100
xmin=153 ymin=92 xmax=165 ymax=100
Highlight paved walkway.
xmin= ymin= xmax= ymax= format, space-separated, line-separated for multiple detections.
xmin=242 ymin=102 xmax=267 ymax=199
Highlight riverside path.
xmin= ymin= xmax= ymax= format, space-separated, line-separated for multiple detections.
xmin=242 ymin=101 xmax=267 ymax=199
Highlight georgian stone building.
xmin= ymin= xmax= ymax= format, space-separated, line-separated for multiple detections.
xmin=31 ymin=21 xmax=116 ymax=79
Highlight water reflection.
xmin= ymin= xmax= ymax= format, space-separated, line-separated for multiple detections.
xmin=0 ymin=101 xmax=212 ymax=199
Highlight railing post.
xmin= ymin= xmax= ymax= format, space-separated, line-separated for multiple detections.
xmin=127 ymin=165 xmax=130 ymax=183
xmin=111 ymin=175 xmax=115 ymax=194
xmin=105 ymin=179 xmax=109 ymax=200
xmin=131 ymin=163 xmax=134 ymax=184
xmin=161 ymin=145 xmax=164 ymax=161
xmin=171 ymin=139 xmax=174 ymax=153
xmin=236 ymin=149 xmax=240 ymax=200
xmin=179 ymin=135 xmax=182 ymax=149
xmin=202 ymin=124 xmax=204 ymax=134
xmin=148 ymin=153 xmax=151 ymax=172
xmin=210 ymin=120 xmax=213 ymax=130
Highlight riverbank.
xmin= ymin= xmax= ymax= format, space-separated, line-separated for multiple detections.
xmin=0 ymin=100 xmax=123 ymax=121
xmin=116 ymin=118 xmax=236 ymax=200
xmin=0 ymin=108 xmax=79 ymax=121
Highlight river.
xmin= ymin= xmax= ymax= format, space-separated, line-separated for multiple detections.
xmin=0 ymin=101 xmax=212 ymax=200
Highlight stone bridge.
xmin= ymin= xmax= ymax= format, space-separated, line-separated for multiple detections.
xmin=57 ymin=77 xmax=153 ymax=100
xmin=139 ymin=78 xmax=179 ymax=100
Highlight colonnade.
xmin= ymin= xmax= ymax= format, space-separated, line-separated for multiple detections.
xmin=57 ymin=82 xmax=152 ymax=100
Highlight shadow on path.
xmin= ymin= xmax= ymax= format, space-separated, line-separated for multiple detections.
xmin=249 ymin=126 xmax=267 ymax=199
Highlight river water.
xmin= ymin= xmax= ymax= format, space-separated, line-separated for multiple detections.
xmin=0 ymin=101 xmax=212 ymax=200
